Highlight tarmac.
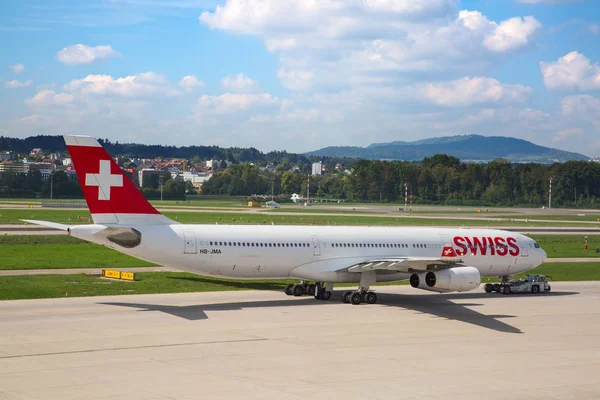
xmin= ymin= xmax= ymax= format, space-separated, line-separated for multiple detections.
xmin=1 ymin=282 xmax=599 ymax=399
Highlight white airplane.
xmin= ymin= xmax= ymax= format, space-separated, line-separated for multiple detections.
xmin=26 ymin=135 xmax=547 ymax=305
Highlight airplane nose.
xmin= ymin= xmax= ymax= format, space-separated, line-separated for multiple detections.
xmin=541 ymin=248 xmax=547 ymax=263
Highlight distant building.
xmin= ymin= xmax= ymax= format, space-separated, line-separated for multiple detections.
xmin=26 ymin=162 xmax=54 ymax=171
xmin=262 ymin=163 xmax=277 ymax=173
xmin=30 ymin=148 xmax=43 ymax=157
xmin=137 ymin=168 xmax=171 ymax=188
xmin=62 ymin=158 xmax=72 ymax=166
xmin=311 ymin=162 xmax=323 ymax=176
xmin=206 ymin=159 xmax=225 ymax=170
xmin=172 ymin=171 xmax=213 ymax=191
xmin=0 ymin=151 xmax=15 ymax=161
xmin=0 ymin=162 xmax=26 ymax=174
xmin=0 ymin=161 xmax=56 ymax=180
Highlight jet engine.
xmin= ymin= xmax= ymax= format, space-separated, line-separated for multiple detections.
xmin=409 ymin=266 xmax=480 ymax=293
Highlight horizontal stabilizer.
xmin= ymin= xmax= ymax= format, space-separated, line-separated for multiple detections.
xmin=21 ymin=219 xmax=71 ymax=231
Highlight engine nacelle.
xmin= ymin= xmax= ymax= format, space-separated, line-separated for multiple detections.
xmin=410 ymin=267 xmax=481 ymax=293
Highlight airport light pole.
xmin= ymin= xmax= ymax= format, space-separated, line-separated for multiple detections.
xmin=404 ymin=182 xmax=408 ymax=211
xmin=306 ymin=174 xmax=310 ymax=205
xmin=159 ymin=175 xmax=163 ymax=202
xmin=548 ymin=177 xmax=553 ymax=210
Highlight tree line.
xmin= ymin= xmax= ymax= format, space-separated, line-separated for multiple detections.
xmin=0 ymin=170 xmax=187 ymax=200
xmin=202 ymin=155 xmax=600 ymax=208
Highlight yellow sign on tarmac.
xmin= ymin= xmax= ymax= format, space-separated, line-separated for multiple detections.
xmin=121 ymin=272 xmax=136 ymax=281
xmin=102 ymin=269 xmax=121 ymax=279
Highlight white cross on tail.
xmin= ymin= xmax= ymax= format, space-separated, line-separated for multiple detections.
xmin=85 ymin=160 xmax=123 ymax=200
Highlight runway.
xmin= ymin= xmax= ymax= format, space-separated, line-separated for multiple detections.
xmin=1 ymin=283 xmax=599 ymax=399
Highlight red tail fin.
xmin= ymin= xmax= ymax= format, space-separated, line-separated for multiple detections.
xmin=65 ymin=135 xmax=172 ymax=225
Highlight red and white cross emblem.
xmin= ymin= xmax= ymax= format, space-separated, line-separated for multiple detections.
xmin=85 ymin=160 xmax=123 ymax=201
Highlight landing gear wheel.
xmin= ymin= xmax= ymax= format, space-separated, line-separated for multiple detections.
xmin=532 ymin=285 xmax=540 ymax=294
xmin=484 ymin=284 xmax=494 ymax=293
xmin=284 ymin=284 xmax=294 ymax=296
xmin=547 ymin=285 xmax=551 ymax=292
xmin=292 ymin=284 xmax=304 ymax=297
xmin=307 ymin=284 xmax=316 ymax=296
xmin=342 ymin=291 xmax=352 ymax=303
xmin=350 ymin=291 xmax=362 ymax=305
xmin=365 ymin=292 xmax=377 ymax=304
xmin=503 ymin=286 xmax=511 ymax=295
xmin=321 ymin=291 xmax=331 ymax=301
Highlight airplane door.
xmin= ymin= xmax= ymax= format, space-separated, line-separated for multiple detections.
xmin=521 ymin=244 xmax=529 ymax=257
xmin=184 ymin=231 xmax=197 ymax=254
xmin=441 ymin=235 xmax=453 ymax=248
xmin=312 ymin=237 xmax=321 ymax=256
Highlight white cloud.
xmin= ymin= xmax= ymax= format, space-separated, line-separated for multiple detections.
xmin=416 ymin=77 xmax=533 ymax=107
xmin=9 ymin=64 xmax=25 ymax=73
xmin=220 ymin=73 xmax=258 ymax=92
xmin=196 ymin=93 xmax=279 ymax=114
xmin=62 ymin=72 xmax=179 ymax=97
xmin=560 ymin=94 xmax=600 ymax=129
xmin=200 ymin=3 xmax=541 ymax=91
xmin=178 ymin=75 xmax=205 ymax=91
xmin=483 ymin=16 xmax=541 ymax=52
xmin=200 ymin=0 xmax=458 ymax=35
xmin=551 ymin=128 xmax=583 ymax=143
xmin=277 ymin=68 xmax=314 ymax=91
xmin=25 ymin=90 xmax=75 ymax=106
xmin=56 ymin=44 xmax=120 ymax=66
xmin=5 ymin=80 xmax=33 ymax=88
xmin=541 ymin=52 xmax=600 ymax=92
xmin=250 ymin=108 xmax=343 ymax=123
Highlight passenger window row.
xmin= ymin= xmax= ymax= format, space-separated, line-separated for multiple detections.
xmin=209 ymin=241 xmax=311 ymax=248
xmin=331 ymin=243 xmax=434 ymax=249
xmin=332 ymin=243 xmax=408 ymax=248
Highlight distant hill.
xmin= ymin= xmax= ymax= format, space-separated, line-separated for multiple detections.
xmin=305 ymin=134 xmax=590 ymax=163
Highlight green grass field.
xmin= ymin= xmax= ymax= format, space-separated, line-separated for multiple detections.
xmin=0 ymin=261 xmax=597 ymax=301
xmin=521 ymin=262 xmax=600 ymax=281
xmin=264 ymin=208 xmax=377 ymax=214
xmin=0 ymin=272 xmax=295 ymax=300
xmin=0 ymin=235 xmax=155 ymax=270
xmin=2 ymin=208 xmax=598 ymax=227
xmin=529 ymin=235 xmax=600 ymax=258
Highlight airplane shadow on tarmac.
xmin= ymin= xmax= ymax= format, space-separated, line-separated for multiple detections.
xmin=100 ymin=290 xmax=578 ymax=335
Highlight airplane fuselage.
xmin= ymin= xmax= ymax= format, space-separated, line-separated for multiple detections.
xmin=70 ymin=224 xmax=547 ymax=283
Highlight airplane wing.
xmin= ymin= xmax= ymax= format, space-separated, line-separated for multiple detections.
xmin=290 ymin=246 xmax=465 ymax=280
xmin=344 ymin=244 xmax=464 ymax=273
xmin=346 ymin=256 xmax=464 ymax=273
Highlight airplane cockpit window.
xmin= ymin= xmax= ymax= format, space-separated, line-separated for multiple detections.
xmin=534 ymin=242 xmax=540 ymax=248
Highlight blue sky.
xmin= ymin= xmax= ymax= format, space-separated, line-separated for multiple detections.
xmin=1 ymin=0 xmax=599 ymax=157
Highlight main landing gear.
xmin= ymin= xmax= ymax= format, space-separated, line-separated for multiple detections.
xmin=341 ymin=290 xmax=378 ymax=305
xmin=341 ymin=270 xmax=378 ymax=305
xmin=284 ymin=281 xmax=332 ymax=300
